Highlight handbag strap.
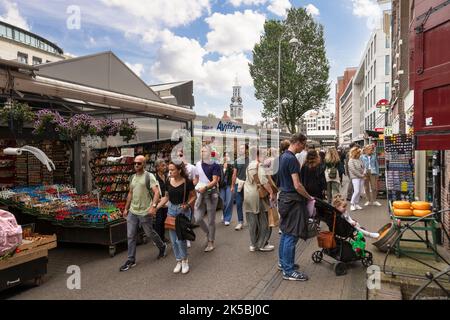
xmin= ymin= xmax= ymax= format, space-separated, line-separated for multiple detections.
xmin=183 ymin=179 xmax=187 ymax=205
xmin=253 ymin=162 xmax=263 ymax=186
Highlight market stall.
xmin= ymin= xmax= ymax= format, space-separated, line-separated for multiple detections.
xmin=0 ymin=221 xmax=56 ymax=292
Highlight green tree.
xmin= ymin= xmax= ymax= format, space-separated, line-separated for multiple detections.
xmin=249 ymin=8 xmax=330 ymax=133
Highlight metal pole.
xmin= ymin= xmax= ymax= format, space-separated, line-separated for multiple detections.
xmin=278 ymin=38 xmax=282 ymax=134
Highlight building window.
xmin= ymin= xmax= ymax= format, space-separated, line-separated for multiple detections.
xmin=374 ymin=60 xmax=377 ymax=79
xmin=371 ymin=66 xmax=374 ymax=82
xmin=386 ymin=33 xmax=390 ymax=48
xmin=374 ymin=35 xmax=377 ymax=54
xmin=17 ymin=52 xmax=28 ymax=64
xmin=32 ymin=57 xmax=42 ymax=65
xmin=385 ymin=55 xmax=390 ymax=75
xmin=373 ymin=85 xmax=376 ymax=105
xmin=385 ymin=82 xmax=390 ymax=100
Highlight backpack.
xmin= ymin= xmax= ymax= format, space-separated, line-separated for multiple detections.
xmin=328 ymin=165 xmax=338 ymax=180
xmin=130 ymin=171 xmax=162 ymax=199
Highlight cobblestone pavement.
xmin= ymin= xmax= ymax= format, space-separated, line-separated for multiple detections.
xmin=2 ymin=176 xmax=403 ymax=300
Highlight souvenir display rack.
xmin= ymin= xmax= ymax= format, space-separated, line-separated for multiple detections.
xmin=384 ymin=134 xmax=415 ymax=202
xmin=90 ymin=139 xmax=179 ymax=204
xmin=0 ymin=139 xmax=73 ymax=187
xmin=374 ymin=137 xmax=387 ymax=198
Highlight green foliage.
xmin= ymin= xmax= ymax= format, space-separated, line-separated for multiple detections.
xmin=0 ymin=101 xmax=34 ymax=123
xmin=249 ymin=8 xmax=330 ymax=133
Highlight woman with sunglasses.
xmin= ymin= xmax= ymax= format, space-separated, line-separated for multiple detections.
xmin=158 ymin=162 xmax=197 ymax=274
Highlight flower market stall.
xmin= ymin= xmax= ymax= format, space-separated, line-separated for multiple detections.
xmin=0 ymin=55 xmax=195 ymax=257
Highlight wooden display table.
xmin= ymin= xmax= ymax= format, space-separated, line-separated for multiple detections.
xmin=0 ymin=234 xmax=57 ymax=291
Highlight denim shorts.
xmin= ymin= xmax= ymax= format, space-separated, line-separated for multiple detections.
xmin=168 ymin=202 xmax=191 ymax=219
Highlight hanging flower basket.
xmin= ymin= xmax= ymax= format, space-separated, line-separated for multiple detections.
xmin=33 ymin=109 xmax=69 ymax=138
xmin=0 ymin=101 xmax=34 ymax=134
xmin=94 ymin=119 xmax=120 ymax=138
xmin=67 ymin=114 xmax=94 ymax=139
xmin=119 ymin=120 xmax=137 ymax=143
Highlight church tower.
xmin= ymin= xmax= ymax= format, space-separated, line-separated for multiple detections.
xmin=230 ymin=76 xmax=243 ymax=123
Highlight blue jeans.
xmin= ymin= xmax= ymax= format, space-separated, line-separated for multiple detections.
xmin=278 ymin=232 xmax=299 ymax=275
xmin=220 ymin=186 xmax=233 ymax=223
xmin=234 ymin=184 xmax=244 ymax=224
xmin=168 ymin=203 xmax=191 ymax=261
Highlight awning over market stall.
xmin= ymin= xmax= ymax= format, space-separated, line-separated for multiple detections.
xmin=0 ymin=53 xmax=196 ymax=122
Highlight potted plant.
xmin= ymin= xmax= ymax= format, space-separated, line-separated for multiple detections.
xmin=67 ymin=114 xmax=94 ymax=139
xmin=119 ymin=120 xmax=137 ymax=143
xmin=33 ymin=109 xmax=68 ymax=137
xmin=95 ymin=119 xmax=120 ymax=138
xmin=0 ymin=101 xmax=34 ymax=134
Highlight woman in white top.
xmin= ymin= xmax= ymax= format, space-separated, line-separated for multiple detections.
xmin=347 ymin=147 xmax=365 ymax=211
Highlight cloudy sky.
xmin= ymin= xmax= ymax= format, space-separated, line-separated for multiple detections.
xmin=0 ymin=0 xmax=384 ymax=124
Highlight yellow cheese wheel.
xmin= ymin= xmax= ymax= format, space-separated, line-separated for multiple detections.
xmin=393 ymin=208 xmax=413 ymax=216
xmin=393 ymin=201 xmax=411 ymax=209
xmin=411 ymin=201 xmax=431 ymax=210
xmin=413 ymin=209 xmax=432 ymax=217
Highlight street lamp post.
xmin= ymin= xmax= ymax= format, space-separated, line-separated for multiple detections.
xmin=278 ymin=35 xmax=299 ymax=133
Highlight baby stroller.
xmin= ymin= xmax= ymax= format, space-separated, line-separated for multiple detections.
xmin=311 ymin=199 xmax=373 ymax=276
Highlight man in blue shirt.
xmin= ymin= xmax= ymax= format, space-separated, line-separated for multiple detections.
xmin=278 ymin=133 xmax=313 ymax=281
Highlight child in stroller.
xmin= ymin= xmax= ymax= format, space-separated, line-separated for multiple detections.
xmin=311 ymin=196 xmax=375 ymax=276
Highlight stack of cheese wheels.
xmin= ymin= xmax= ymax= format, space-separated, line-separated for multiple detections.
xmin=392 ymin=201 xmax=413 ymax=216
xmin=412 ymin=201 xmax=432 ymax=217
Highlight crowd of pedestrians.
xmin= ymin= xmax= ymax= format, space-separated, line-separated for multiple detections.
xmin=118 ymin=135 xmax=381 ymax=280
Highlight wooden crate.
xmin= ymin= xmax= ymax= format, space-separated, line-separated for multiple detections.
xmin=17 ymin=234 xmax=57 ymax=253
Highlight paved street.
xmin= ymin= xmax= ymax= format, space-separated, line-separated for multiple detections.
xmin=2 ymin=177 xmax=396 ymax=300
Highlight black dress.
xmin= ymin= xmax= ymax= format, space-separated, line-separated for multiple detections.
xmin=300 ymin=165 xmax=327 ymax=200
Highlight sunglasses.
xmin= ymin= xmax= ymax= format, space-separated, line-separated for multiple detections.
xmin=134 ymin=162 xmax=143 ymax=165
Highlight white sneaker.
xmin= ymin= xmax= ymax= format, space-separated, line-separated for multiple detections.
xmin=249 ymin=245 xmax=256 ymax=252
xmin=364 ymin=202 xmax=371 ymax=206
xmin=187 ymin=240 xmax=191 ymax=248
xmin=224 ymin=221 xmax=230 ymax=226
xmin=173 ymin=261 xmax=182 ymax=273
xmin=350 ymin=205 xmax=357 ymax=211
xmin=259 ymin=244 xmax=275 ymax=252
xmin=181 ymin=260 xmax=189 ymax=274
xmin=356 ymin=205 xmax=363 ymax=210
xmin=235 ymin=223 xmax=243 ymax=231
xmin=373 ymin=201 xmax=382 ymax=207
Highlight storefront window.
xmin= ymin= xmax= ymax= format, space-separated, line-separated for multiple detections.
xmin=159 ymin=119 xmax=187 ymax=140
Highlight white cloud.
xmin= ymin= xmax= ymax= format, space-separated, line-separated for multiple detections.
xmin=100 ymin=0 xmax=211 ymax=31
xmin=305 ymin=4 xmax=320 ymax=17
xmin=150 ymin=31 xmax=253 ymax=96
xmin=205 ymin=10 xmax=265 ymax=56
xmin=351 ymin=0 xmax=382 ymax=29
xmin=229 ymin=0 xmax=268 ymax=6
xmin=267 ymin=0 xmax=291 ymax=17
xmin=125 ymin=62 xmax=144 ymax=77
xmin=0 ymin=0 xmax=30 ymax=30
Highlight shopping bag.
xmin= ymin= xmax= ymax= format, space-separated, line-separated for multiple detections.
xmin=267 ymin=206 xmax=279 ymax=228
